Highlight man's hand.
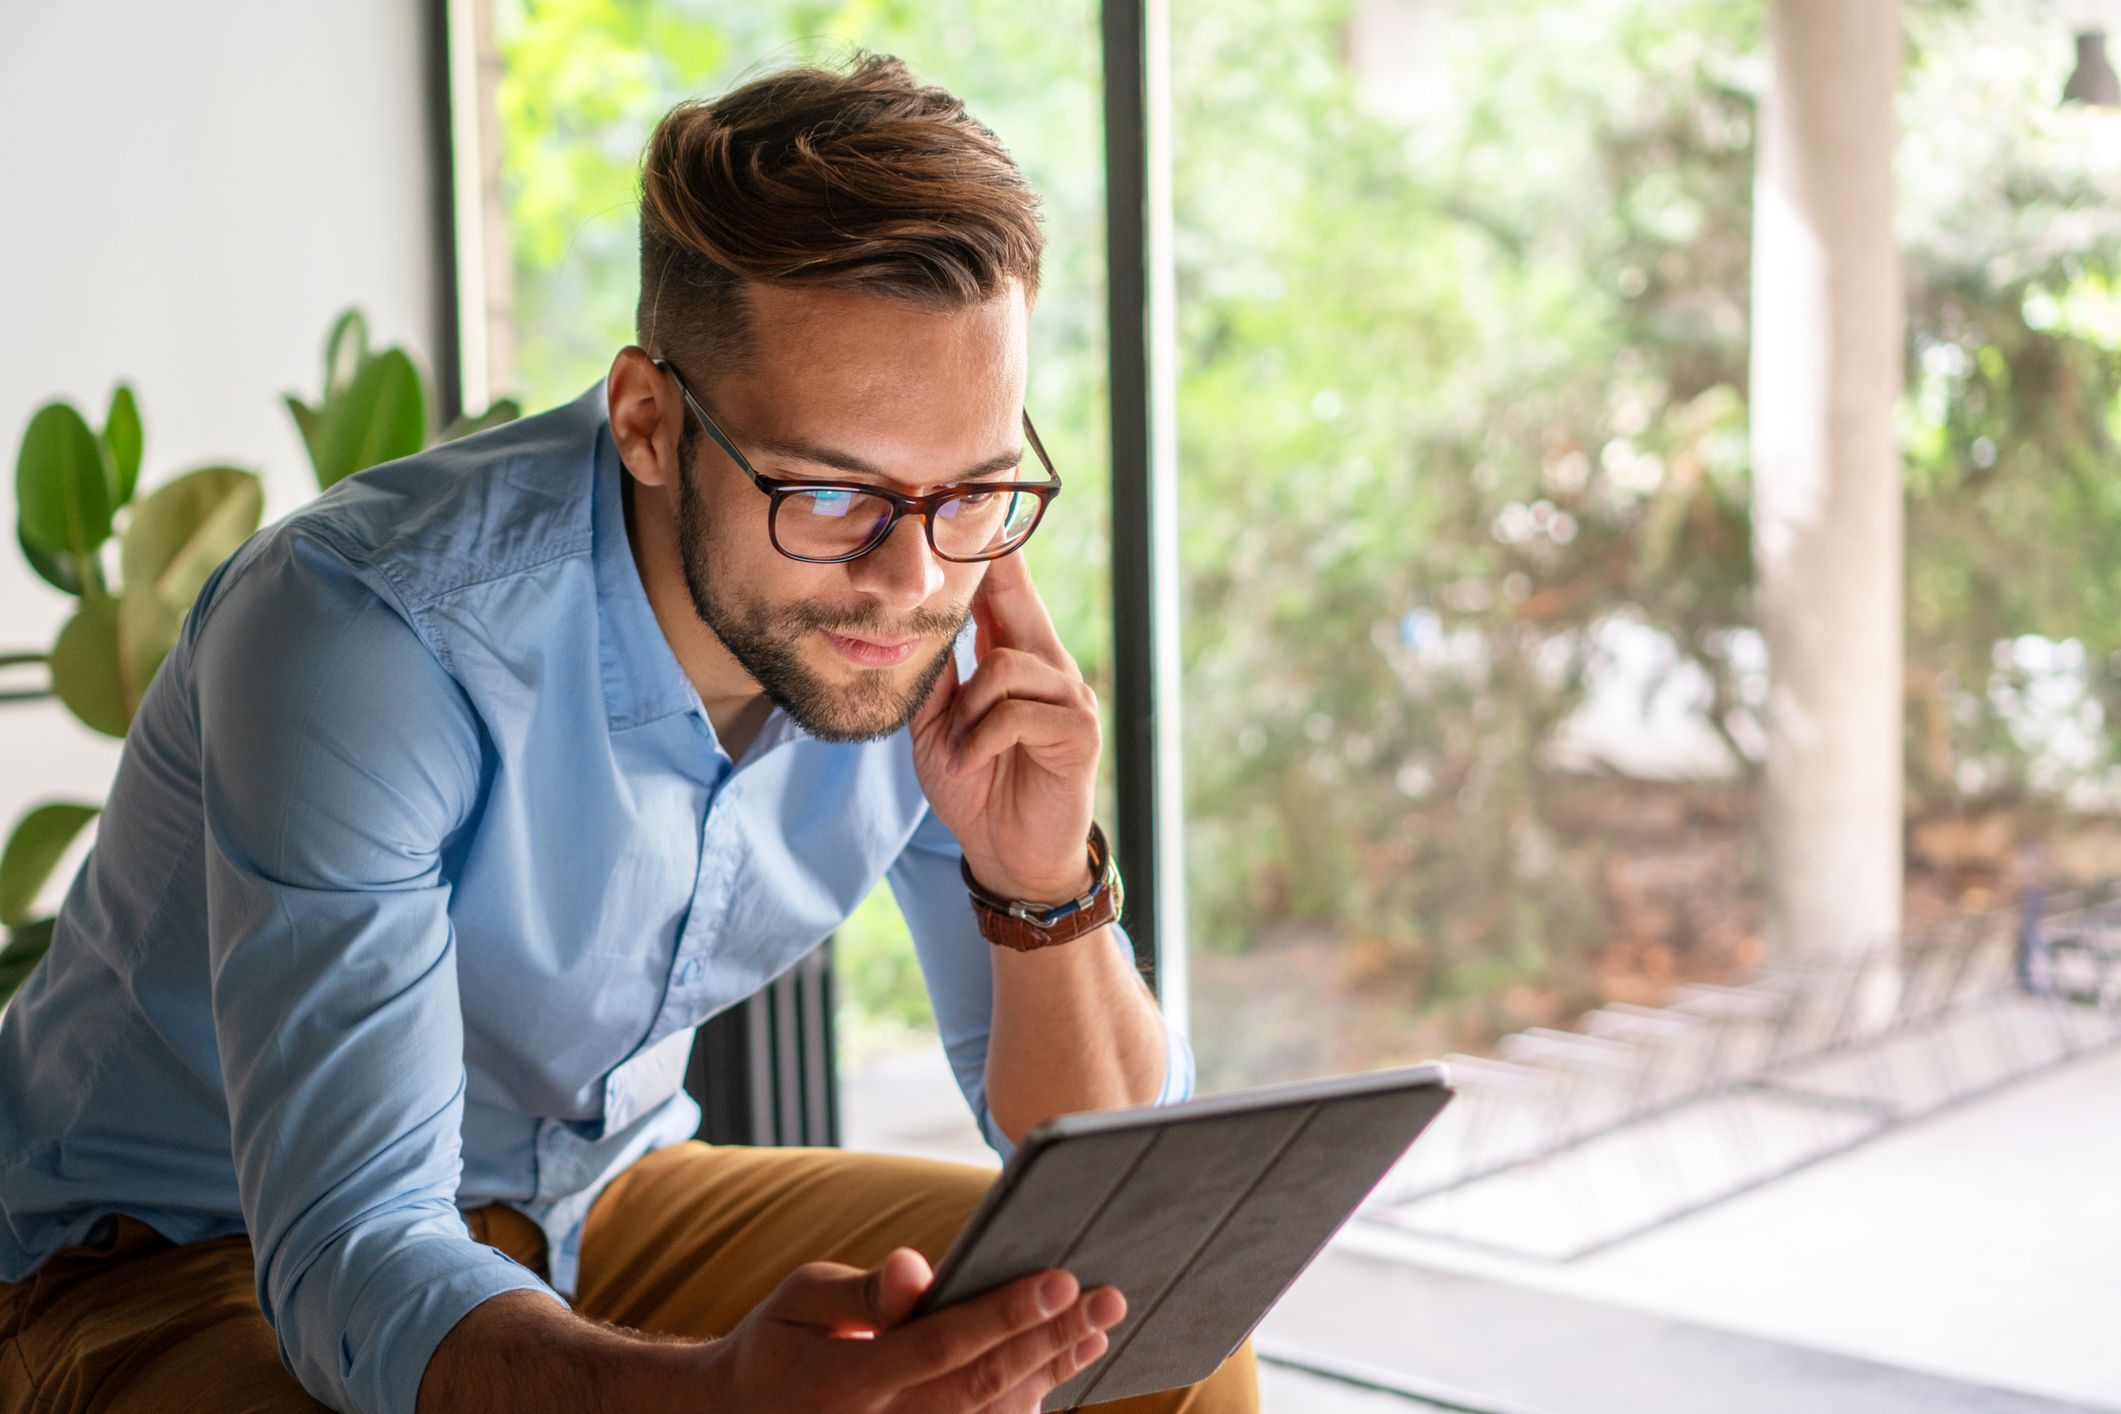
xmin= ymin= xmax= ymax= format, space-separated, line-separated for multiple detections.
xmin=911 ymin=551 xmax=1099 ymax=904
xmin=419 ymin=1250 xmax=1122 ymax=1414
xmin=698 ymin=1249 xmax=1120 ymax=1413
xmin=907 ymin=550 xmax=1167 ymax=1142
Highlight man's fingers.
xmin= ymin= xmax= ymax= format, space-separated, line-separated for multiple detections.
xmin=767 ymin=1260 xmax=895 ymax=1335
xmin=1004 ymin=1328 xmax=1109 ymax=1413
xmin=864 ymin=1248 xmax=933 ymax=1334
xmin=971 ymin=552 xmax=1070 ymax=667
xmin=876 ymin=1269 xmax=1077 ymax=1388
xmin=982 ymin=1291 xmax=1122 ymax=1412
xmin=943 ymin=648 xmax=1093 ymax=755
xmin=893 ymin=1283 xmax=1123 ymax=1414
xmin=913 ymin=644 xmax=962 ymax=741
xmin=950 ymin=700 xmax=1093 ymax=778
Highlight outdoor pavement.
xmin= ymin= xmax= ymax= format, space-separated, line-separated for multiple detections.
xmin=1333 ymin=1041 xmax=2121 ymax=1410
xmin=840 ymin=1035 xmax=2121 ymax=1412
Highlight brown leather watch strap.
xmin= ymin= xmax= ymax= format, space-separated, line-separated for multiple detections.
xmin=962 ymin=824 xmax=1124 ymax=952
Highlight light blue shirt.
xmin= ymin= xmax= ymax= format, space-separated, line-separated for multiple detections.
xmin=0 ymin=386 xmax=1190 ymax=1414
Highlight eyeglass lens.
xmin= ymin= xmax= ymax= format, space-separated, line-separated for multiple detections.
xmin=775 ymin=485 xmax=1044 ymax=562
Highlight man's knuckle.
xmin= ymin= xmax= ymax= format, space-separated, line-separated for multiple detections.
xmin=966 ymin=1352 xmax=1013 ymax=1403
xmin=1041 ymin=1315 xmax=1081 ymax=1356
xmin=1010 ymin=1282 xmax=1052 ymax=1328
xmin=906 ymin=1320 xmax=952 ymax=1370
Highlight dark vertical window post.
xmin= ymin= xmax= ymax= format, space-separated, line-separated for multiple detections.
xmin=1103 ymin=0 xmax=1189 ymax=1028
xmin=423 ymin=0 xmax=464 ymax=426
xmin=687 ymin=946 xmax=840 ymax=1148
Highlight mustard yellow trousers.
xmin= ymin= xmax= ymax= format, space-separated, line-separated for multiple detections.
xmin=0 ymin=1141 xmax=1256 ymax=1414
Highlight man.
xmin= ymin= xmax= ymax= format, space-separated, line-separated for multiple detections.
xmin=0 ymin=57 xmax=1256 ymax=1414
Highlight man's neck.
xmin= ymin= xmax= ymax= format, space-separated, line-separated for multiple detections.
xmin=619 ymin=470 xmax=775 ymax=759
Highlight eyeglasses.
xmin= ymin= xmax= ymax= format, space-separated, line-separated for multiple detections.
xmin=654 ymin=358 xmax=1062 ymax=565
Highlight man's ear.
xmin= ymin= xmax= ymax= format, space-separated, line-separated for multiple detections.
xmin=607 ymin=346 xmax=681 ymax=489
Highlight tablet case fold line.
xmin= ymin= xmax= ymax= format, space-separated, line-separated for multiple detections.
xmin=1055 ymin=1129 xmax=1166 ymax=1270
xmin=919 ymin=1128 xmax=1163 ymax=1321
xmin=1063 ymin=1104 xmax=1324 ymax=1408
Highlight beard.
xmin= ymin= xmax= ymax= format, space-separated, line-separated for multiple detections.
xmin=675 ymin=458 xmax=967 ymax=744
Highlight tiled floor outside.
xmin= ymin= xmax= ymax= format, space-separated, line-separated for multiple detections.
xmin=840 ymin=1033 xmax=2121 ymax=1413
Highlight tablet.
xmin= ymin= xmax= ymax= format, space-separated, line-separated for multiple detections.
xmin=914 ymin=1062 xmax=1454 ymax=1409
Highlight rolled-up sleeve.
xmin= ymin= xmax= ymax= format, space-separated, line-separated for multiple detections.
xmin=887 ymin=809 xmax=1194 ymax=1157
xmin=191 ymin=536 xmax=558 ymax=1414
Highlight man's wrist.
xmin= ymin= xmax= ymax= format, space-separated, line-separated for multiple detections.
xmin=963 ymin=825 xmax=1122 ymax=951
xmin=420 ymin=1290 xmax=707 ymax=1414
xmin=967 ymin=863 xmax=1098 ymax=907
xmin=962 ymin=823 xmax=1110 ymax=907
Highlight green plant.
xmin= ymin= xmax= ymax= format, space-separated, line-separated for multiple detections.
xmin=0 ymin=804 xmax=101 ymax=995
xmin=0 ymin=388 xmax=264 ymax=989
xmin=0 ymin=309 xmax=519 ymax=1004
xmin=285 ymin=311 xmax=521 ymax=490
xmin=286 ymin=312 xmax=427 ymax=491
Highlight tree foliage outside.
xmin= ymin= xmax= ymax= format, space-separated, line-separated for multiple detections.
xmin=491 ymin=0 xmax=2121 ymax=1086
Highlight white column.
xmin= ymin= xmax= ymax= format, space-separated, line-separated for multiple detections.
xmin=1749 ymin=0 xmax=1905 ymax=961
xmin=1145 ymin=0 xmax=1189 ymax=1036
xmin=449 ymin=0 xmax=516 ymax=409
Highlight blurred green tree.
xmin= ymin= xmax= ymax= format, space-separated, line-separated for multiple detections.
xmin=491 ymin=0 xmax=2121 ymax=1077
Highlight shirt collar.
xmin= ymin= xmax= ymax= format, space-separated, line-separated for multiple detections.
xmin=590 ymin=401 xmax=702 ymax=733
xmin=587 ymin=389 xmax=812 ymax=757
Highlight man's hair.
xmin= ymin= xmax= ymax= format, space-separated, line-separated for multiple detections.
xmin=637 ymin=54 xmax=1044 ymax=377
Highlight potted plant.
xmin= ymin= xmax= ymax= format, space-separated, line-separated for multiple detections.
xmin=0 ymin=310 xmax=515 ymax=1002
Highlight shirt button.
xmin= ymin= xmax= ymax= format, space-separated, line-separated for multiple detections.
xmin=676 ymin=958 xmax=702 ymax=984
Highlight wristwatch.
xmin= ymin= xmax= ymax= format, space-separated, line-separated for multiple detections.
xmin=961 ymin=823 xmax=1124 ymax=952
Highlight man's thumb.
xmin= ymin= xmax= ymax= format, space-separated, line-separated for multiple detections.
xmin=863 ymin=1248 xmax=932 ymax=1333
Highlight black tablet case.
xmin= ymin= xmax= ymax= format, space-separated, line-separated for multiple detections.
xmin=914 ymin=1063 xmax=1453 ymax=1410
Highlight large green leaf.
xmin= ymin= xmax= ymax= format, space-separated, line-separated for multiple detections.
xmin=0 ymin=802 xmax=100 ymax=928
xmin=50 ymin=597 xmax=128 ymax=737
xmin=101 ymin=384 xmax=142 ymax=508
xmin=16 ymin=402 xmax=112 ymax=565
xmin=18 ymin=525 xmax=89 ymax=598
xmin=438 ymin=398 xmax=522 ymax=445
xmin=0 ymin=917 xmax=56 ymax=1002
xmin=323 ymin=308 xmax=370 ymax=401
xmin=311 ymin=349 xmax=426 ymax=489
xmin=284 ymin=394 xmax=325 ymax=474
xmin=118 ymin=465 xmax=263 ymax=708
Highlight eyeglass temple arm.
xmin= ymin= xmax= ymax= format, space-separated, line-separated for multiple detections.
xmin=1020 ymin=411 xmax=1060 ymax=485
xmin=653 ymin=357 xmax=772 ymax=491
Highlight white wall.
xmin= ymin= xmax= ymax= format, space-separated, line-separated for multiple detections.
xmin=0 ymin=0 xmax=439 ymax=911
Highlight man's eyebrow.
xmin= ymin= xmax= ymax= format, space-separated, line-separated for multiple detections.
xmin=748 ymin=437 xmax=1029 ymax=482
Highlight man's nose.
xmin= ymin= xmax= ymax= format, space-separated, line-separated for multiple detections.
xmin=848 ymin=514 xmax=946 ymax=609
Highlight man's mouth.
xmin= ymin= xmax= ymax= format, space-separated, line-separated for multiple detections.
xmin=820 ymin=629 xmax=924 ymax=669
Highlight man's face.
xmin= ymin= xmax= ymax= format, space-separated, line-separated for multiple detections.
xmin=673 ymin=282 xmax=1029 ymax=743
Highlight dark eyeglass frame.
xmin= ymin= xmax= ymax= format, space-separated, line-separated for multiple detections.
xmin=653 ymin=357 xmax=1063 ymax=565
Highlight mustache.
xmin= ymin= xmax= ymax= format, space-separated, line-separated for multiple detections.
xmin=776 ymin=598 xmax=970 ymax=641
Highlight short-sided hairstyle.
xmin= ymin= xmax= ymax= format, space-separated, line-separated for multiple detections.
xmin=637 ymin=54 xmax=1044 ymax=379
